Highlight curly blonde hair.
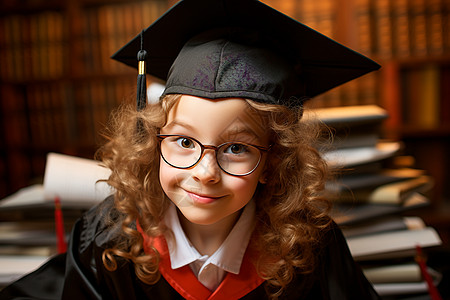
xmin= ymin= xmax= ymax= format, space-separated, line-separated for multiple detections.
xmin=97 ymin=94 xmax=332 ymax=298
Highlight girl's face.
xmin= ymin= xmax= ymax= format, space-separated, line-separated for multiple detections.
xmin=159 ymin=95 xmax=270 ymax=226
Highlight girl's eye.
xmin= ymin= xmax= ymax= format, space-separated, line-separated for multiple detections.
xmin=224 ymin=143 xmax=247 ymax=154
xmin=176 ymin=137 xmax=195 ymax=149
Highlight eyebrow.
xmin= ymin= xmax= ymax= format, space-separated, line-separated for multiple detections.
xmin=162 ymin=120 xmax=197 ymax=132
xmin=221 ymin=126 xmax=259 ymax=140
xmin=220 ymin=122 xmax=272 ymax=147
xmin=163 ymin=119 xmax=265 ymax=144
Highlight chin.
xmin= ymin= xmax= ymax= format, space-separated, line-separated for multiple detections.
xmin=180 ymin=210 xmax=223 ymax=226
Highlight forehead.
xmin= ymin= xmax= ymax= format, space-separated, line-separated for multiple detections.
xmin=165 ymin=95 xmax=269 ymax=143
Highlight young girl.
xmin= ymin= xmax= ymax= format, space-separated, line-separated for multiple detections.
xmin=0 ymin=0 xmax=380 ymax=299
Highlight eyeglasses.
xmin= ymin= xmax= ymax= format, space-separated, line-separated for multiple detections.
xmin=157 ymin=134 xmax=270 ymax=176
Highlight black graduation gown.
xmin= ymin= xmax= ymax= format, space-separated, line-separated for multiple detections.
xmin=0 ymin=196 xmax=380 ymax=300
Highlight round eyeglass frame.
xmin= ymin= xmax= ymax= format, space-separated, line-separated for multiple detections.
xmin=157 ymin=134 xmax=271 ymax=176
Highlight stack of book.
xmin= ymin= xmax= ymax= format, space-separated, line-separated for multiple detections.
xmin=311 ymin=105 xmax=444 ymax=299
xmin=0 ymin=153 xmax=112 ymax=288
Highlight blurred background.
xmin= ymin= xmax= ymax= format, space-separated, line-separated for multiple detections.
xmin=0 ymin=0 xmax=449 ymax=239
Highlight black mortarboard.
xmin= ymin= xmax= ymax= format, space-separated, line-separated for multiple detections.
xmin=112 ymin=0 xmax=380 ymax=109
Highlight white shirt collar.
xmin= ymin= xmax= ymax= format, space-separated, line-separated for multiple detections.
xmin=164 ymin=200 xmax=256 ymax=275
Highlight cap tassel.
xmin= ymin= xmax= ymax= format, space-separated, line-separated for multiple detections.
xmin=136 ymin=31 xmax=147 ymax=111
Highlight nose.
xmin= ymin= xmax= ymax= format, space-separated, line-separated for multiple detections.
xmin=191 ymin=150 xmax=221 ymax=184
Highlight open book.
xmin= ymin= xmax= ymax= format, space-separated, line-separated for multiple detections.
xmin=0 ymin=153 xmax=113 ymax=210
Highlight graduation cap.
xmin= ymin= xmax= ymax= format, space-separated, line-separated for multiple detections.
xmin=112 ymin=0 xmax=380 ymax=110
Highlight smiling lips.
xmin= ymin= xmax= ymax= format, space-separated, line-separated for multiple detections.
xmin=186 ymin=190 xmax=224 ymax=204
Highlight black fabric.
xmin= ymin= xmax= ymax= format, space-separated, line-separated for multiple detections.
xmin=0 ymin=196 xmax=380 ymax=300
xmin=111 ymin=0 xmax=380 ymax=106
xmin=162 ymin=31 xmax=305 ymax=108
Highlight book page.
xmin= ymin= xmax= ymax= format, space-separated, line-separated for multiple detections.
xmin=43 ymin=153 xmax=113 ymax=207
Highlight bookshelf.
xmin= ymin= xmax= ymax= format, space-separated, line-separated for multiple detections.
xmin=0 ymin=0 xmax=449 ymax=216
xmin=0 ymin=0 xmax=168 ymax=197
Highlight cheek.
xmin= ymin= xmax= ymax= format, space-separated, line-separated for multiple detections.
xmin=225 ymin=173 xmax=261 ymax=200
xmin=159 ymin=158 xmax=194 ymax=204
xmin=159 ymin=158 xmax=178 ymax=193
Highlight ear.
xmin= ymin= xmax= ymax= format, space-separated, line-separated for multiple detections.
xmin=258 ymin=158 xmax=271 ymax=184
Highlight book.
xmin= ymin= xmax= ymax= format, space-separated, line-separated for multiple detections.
xmin=0 ymin=153 xmax=113 ymax=211
xmin=307 ymin=105 xmax=388 ymax=149
xmin=410 ymin=0 xmax=428 ymax=56
xmin=419 ymin=64 xmax=440 ymax=129
xmin=354 ymin=0 xmax=372 ymax=55
xmin=309 ymin=104 xmax=388 ymax=126
xmin=0 ymin=255 xmax=50 ymax=287
xmin=332 ymin=192 xmax=430 ymax=226
xmin=328 ymin=132 xmax=379 ymax=150
xmin=381 ymin=61 xmax=402 ymax=130
xmin=363 ymin=263 xmax=423 ymax=284
xmin=334 ymin=175 xmax=434 ymax=205
xmin=363 ymin=260 xmax=443 ymax=299
xmin=363 ymin=175 xmax=433 ymax=204
xmin=322 ymin=141 xmax=401 ymax=169
xmin=0 ymin=220 xmax=71 ymax=246
xmin=346 ymin=226 xmax=442 ymax=261
xmin=0 ymin=184 xmax=46 ymax=209
xmin=401 ymin=67 xmax=422 ymax=126
xmin=43 ymin=152 xmax=113 ymax=207
xmin=427 ymin=0 xmax=445 ymax=55
xmin=0 ymin=245 xmax=54 ymax=256
xmin=392 ymin=0 xmax=410 ymax=57
xmin=374 ymin=0 xmax=393 ymax=58
xmin=341 ymin=215 xmax=425 ymax=239
xmin=373 ymin=281 xmax=439 ymax=297
xmin=441 ymin=66 xmax=450 ymax=125
xmin=370 ymin=262 xmax=442 ymax=298
xmin=327 ymin=167 xmax=427 ymax=194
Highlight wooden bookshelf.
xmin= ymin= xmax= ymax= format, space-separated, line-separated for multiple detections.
xmin=0 ymin=0 xmax=168 ymax=197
